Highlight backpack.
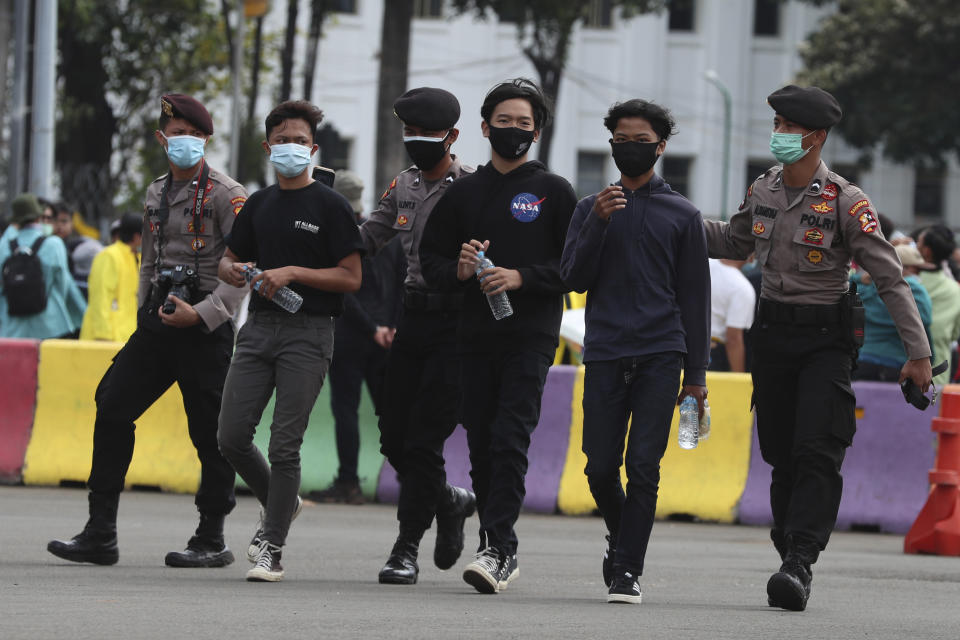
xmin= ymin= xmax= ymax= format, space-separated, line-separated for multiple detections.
xmin=2 ymin=236 xmax=48 ymax=316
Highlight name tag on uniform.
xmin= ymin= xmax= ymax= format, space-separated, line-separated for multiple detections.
xmin=754 ymin=205 xmax=779 ymax=219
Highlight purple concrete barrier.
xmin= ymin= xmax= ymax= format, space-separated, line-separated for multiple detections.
xmin=376 ymin=365 xmax=578 ymax=514
xmin=738 ymin=381 xmax=938 ymax=534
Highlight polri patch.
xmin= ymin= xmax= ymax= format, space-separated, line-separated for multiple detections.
xmin=752 ymin=221 xmax=766 ymax=235
xmin=397 ymin=214 xmax=409 ymax=227
xmin=510 ymin=193 xmax=546 ymax=222
xmin=859 ymin=210 xmax=878 ymax=233
xmin=231 ymin=196 xmax=246 ymax=216
xmin=821 ymin=183 xmax=838 ymax=201
xmin=191 ymin=238 xmax=206 ymax=251
xmin=380 ymin=177 xmax=398 ymax=201
xmin=804 ymin=228 xmax=825 ymax=245
xmin=810 ymin=201 xmax=833 ymax=214
xmin=807 ymin=249 xmax=823 ymax=264
xmin=848 ymin=199 xmax=869 ymax=217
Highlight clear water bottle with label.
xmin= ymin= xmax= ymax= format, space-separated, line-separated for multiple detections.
xmin=475 ymin=251 xmax=513 ymax=320
xmin=698 ymin=399 xmax=711 ymax=441
xmin=242 ymin=265 xmax=303 ymax=313
xmin=678 ymin=395 xmax=699 ymax=450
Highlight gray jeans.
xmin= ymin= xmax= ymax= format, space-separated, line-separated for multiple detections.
xmin=218 ymin=310 xmax=334 ymax=546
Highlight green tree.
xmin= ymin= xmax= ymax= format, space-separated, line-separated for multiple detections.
xmin=798 ymin=0 xmax=960 ymax=165
xmin=56 ymin=0 xmax=231 ymax=221
xmin=450 ymin=0 xmax=666 ymax=168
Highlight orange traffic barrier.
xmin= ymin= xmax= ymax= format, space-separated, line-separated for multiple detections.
xmin=904 ymin=384 xmax=960 ymax=555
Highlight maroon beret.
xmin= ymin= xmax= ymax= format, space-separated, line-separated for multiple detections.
xmin=160 ymin=93 xmax=214 ymax=135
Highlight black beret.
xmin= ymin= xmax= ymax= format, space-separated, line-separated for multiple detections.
xmin=393 ymin=87 xmax=460 ymax=130
xmin=160 ymin=93 xmax=214 ymax=135
xmin=767 ymin=85 xmax=842 ymax=130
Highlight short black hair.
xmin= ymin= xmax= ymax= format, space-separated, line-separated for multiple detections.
xmin=922 ymin=224 xmax=956 ymax=263
xmin=265 ymin=100 xmax=324 ymax=143
xmin=480 ymin=78 xmax=551 ymax=130
xmin=603 ymin=99 xmax=678 ymax=141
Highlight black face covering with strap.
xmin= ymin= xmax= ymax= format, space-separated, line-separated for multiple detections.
xmin=610 ymin=140 xmax=660 ymax=178
xmin=488 ymin=126 xmax=535 ymax=160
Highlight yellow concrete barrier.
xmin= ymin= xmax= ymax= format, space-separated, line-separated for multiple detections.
xmin=557 ymin=369 xmax=754 ymax=522
xmin=23 ymin=340 xmax=202 ymax=493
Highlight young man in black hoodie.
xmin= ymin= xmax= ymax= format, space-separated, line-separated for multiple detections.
xmin=561 ymin=99 xmax=710 ymax=604
xmin=420 ymin=78 xmax=577 ymax=594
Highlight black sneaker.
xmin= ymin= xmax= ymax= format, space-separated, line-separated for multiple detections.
xmin=607 ymin=571 xmax=642 ymax=604
xmin=462 ymin=546 xmax=519 ymax=594
xmin=306 ymin=479 xmax=365 ymax=505
xmin=247 ymin=496 xmax=302 ymax=563
xmin=246 ymin=541 xmax=284 ymax=582
xmin=602 ymin=535 xmax=616 ymax=587
xmin=766 ymin=560 xmax=812 ymax=611
xmin=164 ymin=539 xmax=234 ymax=568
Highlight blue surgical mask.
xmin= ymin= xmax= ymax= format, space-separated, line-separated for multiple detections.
xmin=769 ymin=130 xmax=817 ymax=165
xmin=161 ymin=133 xmax=206 ymax=169
xmin=41 ymin=223 xmax=54 ymax=236
xmin=269 ymin=143 xmax=313 ymax=178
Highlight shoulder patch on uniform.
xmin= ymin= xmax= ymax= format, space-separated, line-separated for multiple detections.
xmin=848 ymin=199 xmax=870 ymax=217
xmin=230 ymin=196 xmax=246 ymax=216
xmin=858 ymin=209 xmax=878 ymax=233
xmin=380 ymin=177 xmax=398 ymax=201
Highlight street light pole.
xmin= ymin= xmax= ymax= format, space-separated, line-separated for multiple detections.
xmin=704 ymin=69 xmax=731 ymax=221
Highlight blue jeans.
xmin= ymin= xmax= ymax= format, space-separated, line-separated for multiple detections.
xmin=582 ymin=352 xmax=682 ymax=575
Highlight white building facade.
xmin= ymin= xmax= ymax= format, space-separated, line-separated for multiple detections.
xmin=262 ymin=0 xmax=958 ymax=229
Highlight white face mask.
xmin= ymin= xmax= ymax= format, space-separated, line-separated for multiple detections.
xmin=269 ymin=143 xmax=314 ymax=178
xmin=41 ymin=223 xmax=54 ymax=236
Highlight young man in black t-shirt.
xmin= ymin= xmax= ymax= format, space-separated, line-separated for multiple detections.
xmin=217 ymin=101 xmax=363 ymax=582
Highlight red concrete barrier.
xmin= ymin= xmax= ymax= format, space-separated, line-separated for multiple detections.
xmin=0 ymin=338 xmax=41 ymax=483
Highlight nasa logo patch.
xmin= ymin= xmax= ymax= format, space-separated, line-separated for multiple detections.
xmin=510 ymin=193 xmax=546 ymax=223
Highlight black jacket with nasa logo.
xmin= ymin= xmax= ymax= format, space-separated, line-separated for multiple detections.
xmin=420 ymin=160 xmax=577 ymax=352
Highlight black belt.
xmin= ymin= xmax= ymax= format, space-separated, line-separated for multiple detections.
xmin=403 ymin=288 xmax=463 ymax=312
xmin=758 ymin=298 xmax=842 ymax=326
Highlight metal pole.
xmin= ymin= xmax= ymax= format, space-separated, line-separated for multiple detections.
xmin=8 ymin=0 xmax=29 ymax=199
xmin=29 ymin=0 xmax=56 ymax=199
xmin=704 ymin=69 xmax=731 ymax=221
xmin=229 ymin=0 xmax=244 ymax=178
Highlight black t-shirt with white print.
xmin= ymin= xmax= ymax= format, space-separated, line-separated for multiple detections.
xmin=228 ymin=180 xmax=363 ymax=316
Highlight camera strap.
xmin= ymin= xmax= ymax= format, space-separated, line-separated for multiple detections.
xmin=154 ymin=160 xmax=210 ymax=279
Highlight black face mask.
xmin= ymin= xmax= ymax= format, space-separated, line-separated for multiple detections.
xmin=403 ymin=132 xmax=450 ymax=171
xmin=610 ymin=139 xmax=661 ymax=178
xmin=488 ymin=125 xmax=535 ymax=160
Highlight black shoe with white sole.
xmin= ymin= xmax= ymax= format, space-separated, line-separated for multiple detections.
xmin=462 ymin=546 xmax=518 ymax=594
xmin=607 ymin=571 xmax=642 ymax=605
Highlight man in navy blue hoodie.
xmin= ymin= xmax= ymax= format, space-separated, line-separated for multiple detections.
xmin=560 ymin=99 xmax=710 ymax=605
xmin=420 ymin=78 xmax=577 ymax=595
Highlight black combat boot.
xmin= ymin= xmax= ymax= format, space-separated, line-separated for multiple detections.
xmin=378 ymin=526 xmax=423 ymax=585
xmin=434 ymin=484 xmax=476 ymax=570
xmin=165 ymin=513 xmax=235 ymax=568
xmin=47 ymin=491 xmax=120 ymax=565
xmin=766 ymin=535 xmax=817 ymax=611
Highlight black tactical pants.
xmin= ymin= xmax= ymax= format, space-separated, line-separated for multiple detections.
xmin=378 ymin=307 xmax=460 ymax=533
xmin=87 ymin=307 xmax=237 ymax=516
xmin=751 ymin=305 xmax=856 ymax=563
xmin=459 ymin=342 xmax=554 ymax=556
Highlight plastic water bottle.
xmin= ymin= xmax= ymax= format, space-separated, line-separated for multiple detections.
xmin=242 ymin=265 xmax=304 ymax=313
xmin=678 ymin=396 xmax=699 ymax=450
xmin=698 ymin=399 xmax=711 ymax=441
xmin=475 ymin=251 xmax=513 ymax=320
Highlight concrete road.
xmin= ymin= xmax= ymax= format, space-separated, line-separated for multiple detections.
xmin=1 ymin=486 xmax=958 ymax=639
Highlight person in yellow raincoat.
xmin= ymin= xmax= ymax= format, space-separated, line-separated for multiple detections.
xmin=80 ymin=213 xmax=142 ymax=342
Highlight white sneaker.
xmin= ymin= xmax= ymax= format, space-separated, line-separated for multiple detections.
xmin=247 ymin=496 xmax=302 ymax=563
xmin=246 ymin=541 xmax=283 ymax=582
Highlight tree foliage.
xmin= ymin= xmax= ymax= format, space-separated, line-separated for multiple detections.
xmin=798 ymin=0 xmax=960 ymax=165
xmin=57 ymin=0 xmax=231 ymax=220
xmin=450 ymin=0 xmax=666 ymax=167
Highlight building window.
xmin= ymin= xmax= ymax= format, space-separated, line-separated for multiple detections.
xmin=662 ymin=156 xmax=692 ymax=198
xmin=914 ymin=166 xmax=945 ymax=220
xmin=753 ymin=0 xmax=780 ymax=37
xmin=328 ymin=0 xmax=357 ymax=13
xmin=317 ymin=125 xmax=351 ymax=171
xmin=414 ymin=0 xmax=443 ymax=19
xmin=668 ymin=0 xmax=696 ymax=32
xmin=576 ymin=151 xmax=606 ymax=198
xmin=583 ymin=0 xmax=613 ymax=29
xmin=745 ymin=160 xmax=771 ymax=193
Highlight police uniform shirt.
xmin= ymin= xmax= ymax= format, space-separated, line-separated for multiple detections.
xmin=703 ymin=160 xmax=930 ymax=360
xmin=141 ymin=164 xmax=249 ymax=330
xmin=228 ymin=181 xmax=364 ymax=316
xmin=359 ymin=156 xmax=474 ymax=290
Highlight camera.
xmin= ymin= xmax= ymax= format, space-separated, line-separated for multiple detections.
xmin=156 ymin=265 xmax=199 ymax=314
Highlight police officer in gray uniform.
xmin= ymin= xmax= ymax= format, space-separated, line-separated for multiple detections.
xmin=48 ymin=94 xmax=248 ymax=568
xmin=704 ymin=85 xmax=932 ymax=611
xmin=361 ymin=88 xmax=477 ymax=585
